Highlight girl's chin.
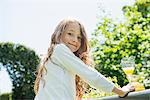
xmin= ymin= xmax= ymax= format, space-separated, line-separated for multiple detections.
xmin=68 ymin=45 xmax=77 ymax=52
xmin=70 ymin=48 xmax=77 ymax=53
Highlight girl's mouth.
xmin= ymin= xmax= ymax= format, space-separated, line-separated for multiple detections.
xmin=69 ymin=43 xmax=76 ymax=47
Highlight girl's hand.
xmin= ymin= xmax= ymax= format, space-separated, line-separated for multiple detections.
xmin=112 ymin=84 xmax=135 ymax=98
xmin=119 ymin=84 xmax=135 ymax=98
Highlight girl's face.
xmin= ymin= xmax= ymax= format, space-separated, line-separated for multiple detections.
xmin=61 ymin=22 xmax=82 ymax=52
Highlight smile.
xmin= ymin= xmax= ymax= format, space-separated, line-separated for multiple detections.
xmin=68 ymin=43 xmax=77 ymax=48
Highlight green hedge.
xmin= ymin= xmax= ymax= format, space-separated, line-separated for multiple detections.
xmin=0 ymin=93 xmax=12 ymax=100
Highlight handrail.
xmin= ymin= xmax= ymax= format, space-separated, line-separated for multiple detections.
xmin=97 ymin=89 xmax=150 ymax=100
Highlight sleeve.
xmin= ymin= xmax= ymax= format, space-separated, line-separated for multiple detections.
xmin=51 ymin=43 xmax=115 ymax=93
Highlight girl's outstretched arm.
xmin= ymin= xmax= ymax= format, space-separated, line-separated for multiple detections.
xmin=52 ymin=43 xmax=135 ymax=96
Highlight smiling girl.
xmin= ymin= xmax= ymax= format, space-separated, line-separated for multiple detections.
xmin=34 ymin=18 xmax=134 ymax=100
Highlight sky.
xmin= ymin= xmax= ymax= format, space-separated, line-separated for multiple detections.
xmin=0 ymin=64 xmax=12 ymax=94
xmin=0 ymin=0 xmax=135 ymax=95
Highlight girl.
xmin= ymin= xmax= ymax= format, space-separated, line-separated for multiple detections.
xmin=34 ymin=18 xmax=134 ymax=100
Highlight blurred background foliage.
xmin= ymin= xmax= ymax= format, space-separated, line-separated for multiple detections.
xmin=85 ymin=0 xmax=150 ymax=98
xmin=0 ymin=42 xmax=40 ymax=99
xmin=90 ymin=0 xmax=150 ymax=89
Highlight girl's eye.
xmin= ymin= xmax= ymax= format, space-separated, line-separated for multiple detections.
xmin=78 ymin=36 xmax=82 ymax=40
xmin=68 ymin=33 xmax=72 ymax=35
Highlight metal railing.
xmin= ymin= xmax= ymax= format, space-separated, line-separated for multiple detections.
xmin=96 ymin=89 xmax=150 ymax=100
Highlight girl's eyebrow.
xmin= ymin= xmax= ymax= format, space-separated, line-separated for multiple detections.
xmin=69 ymin=29 xmax=75 ymax=32
xmin=68 ymin=30 xmax=82 ymax=36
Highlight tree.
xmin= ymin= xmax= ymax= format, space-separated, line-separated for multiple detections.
xmin=90 ymin=18 xmax=128 ymax=87
xmin=90 ymin=0 xmax=150 ymax=88
xmin=0 ymin=42 xmax=40 ymax=99
xmin=122 ymin=0 xmax=150 ymax=88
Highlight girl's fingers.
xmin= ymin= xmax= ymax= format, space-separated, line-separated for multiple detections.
xmin=119 ymin=84 xmax=135 ymax=98
xmin=129 ymin=85 xmax=135 ymax=92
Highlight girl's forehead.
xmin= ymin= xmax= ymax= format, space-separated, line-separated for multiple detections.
xmin=65 ymin=22 xmax=80 ymax=30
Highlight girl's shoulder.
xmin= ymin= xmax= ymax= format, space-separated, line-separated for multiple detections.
xmin=52 ymin=43 xmax=73 ymax=56
xmin=52 ymin=43 xmax=75 ymax=60
xmin=54 ymin=43 xmax=71 ymax=52
xmin=55 ymin=43 xmax=66 ymax=48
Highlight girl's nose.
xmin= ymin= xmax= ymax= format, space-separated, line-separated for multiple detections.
xmin=72 ymin=36 xmax=78 ymax=43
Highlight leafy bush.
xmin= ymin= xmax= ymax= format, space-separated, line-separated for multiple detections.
xmin=0 ymin=42 xmax=40 ymax=99
xmin=0 ymin=93 xmax=12 ymax=100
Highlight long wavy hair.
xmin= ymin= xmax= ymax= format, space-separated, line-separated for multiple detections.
xmin=34 ymin=18 xmax=91 ymax=100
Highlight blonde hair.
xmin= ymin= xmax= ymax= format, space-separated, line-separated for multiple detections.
xmin=34 ymin=18 xmax=91 ymax=99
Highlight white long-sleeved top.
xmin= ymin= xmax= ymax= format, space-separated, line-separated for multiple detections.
xmin=34 ymin=43 xmax=115 ymax=100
